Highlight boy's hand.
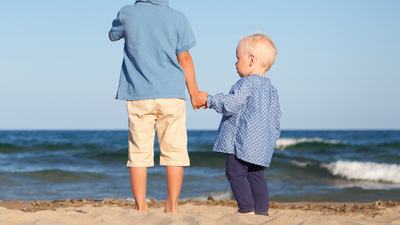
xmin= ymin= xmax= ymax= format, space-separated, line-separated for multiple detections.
xmin=190 ymin=91 xmax=209 ymax=110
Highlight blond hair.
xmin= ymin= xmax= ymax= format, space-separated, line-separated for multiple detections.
xmin=240 ymin=33 xmax=277 ymax=72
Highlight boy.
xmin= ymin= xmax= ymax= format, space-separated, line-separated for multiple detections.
xmin=109 ymin=0 xmax=207 ymax=214
xmin=206 ymin=33 xmax=281 ymax=216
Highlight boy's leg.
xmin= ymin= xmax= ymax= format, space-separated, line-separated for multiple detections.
xmin=129 ymin=167 xmax=149 ymax=213
xmin=225 ymin=154 xmax=254 ymax=213
xmin=155 ymin=99 xmax=190 ymax=214
xmin=165 ymin=166 xmax=184 ymax=213
xmin=247 ymin=165 xmax=269 ymax=216
xmin=126 ymin=100 xmax=157 ymax=213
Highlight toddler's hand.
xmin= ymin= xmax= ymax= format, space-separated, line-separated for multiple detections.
xmin=190 ymin=91 xmax=208 ymax=110
xmin=199 ymin=91 xmax=209 ymax=109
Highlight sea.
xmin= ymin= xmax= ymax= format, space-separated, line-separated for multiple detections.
xmin=1 ymin=130 xmax=399 ymax=203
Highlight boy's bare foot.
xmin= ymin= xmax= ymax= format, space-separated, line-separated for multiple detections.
xmin=164 ymin=202 xmax=179 ymax=214
xmin=234 ymin=211 xmax=255 ymax=215
xmin=136 ymin=203 xmax=149 ymax=213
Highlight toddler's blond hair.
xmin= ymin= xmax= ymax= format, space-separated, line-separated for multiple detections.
xmin=241 ymin=33 xmax=277 ymax=72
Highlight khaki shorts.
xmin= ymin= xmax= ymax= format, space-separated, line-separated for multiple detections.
xmin=126 ymin=98 xmax=190 ymax=167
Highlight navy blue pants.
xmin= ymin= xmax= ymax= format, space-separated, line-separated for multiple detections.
xmin=225 ymin=154 xmax=269 ymax=215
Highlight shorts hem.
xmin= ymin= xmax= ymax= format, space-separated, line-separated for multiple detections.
xmin=126 ymin=161 xmax=154 ymax=167
xmin=160 ymin=160 xmax=190 ymax=167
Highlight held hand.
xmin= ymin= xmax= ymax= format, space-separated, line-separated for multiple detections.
xmin=199 ymin=91 xmax=209 ymax=109
xmin=190 ymin=91 xmax=209 ymax=110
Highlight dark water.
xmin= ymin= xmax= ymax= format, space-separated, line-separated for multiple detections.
xmin=0 ymin=130 xmax=399 ymax=202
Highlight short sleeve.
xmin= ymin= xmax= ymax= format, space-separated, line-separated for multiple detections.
xmin=109 ymin=11 xmax=124 ymax=41
xmin=176 ymin=15 xmax=196 ymax=54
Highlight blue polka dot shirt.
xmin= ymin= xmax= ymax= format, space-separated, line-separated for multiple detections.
xmin=207 ymin=75 xmax=281 ymax=167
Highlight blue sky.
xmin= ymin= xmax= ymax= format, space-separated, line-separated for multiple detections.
xmin=1 ymin=0 xmax=399 ymax=130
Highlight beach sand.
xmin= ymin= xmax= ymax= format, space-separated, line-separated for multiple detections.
xmin=1 ymin=199 xmax=399 ymax=225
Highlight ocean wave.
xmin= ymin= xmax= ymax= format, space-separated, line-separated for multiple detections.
xmin=322 ymin=160 xmax=400 ymax=183
xmin=19 ymin=169 xmax=105 ymax=182
xmin=0 ymin=143 xmax=25 ymax=153
xmin=291 ymin=160 xmax=309 ymax=167
xmin=0 ymin=142 xmax=124 ymax=153
xmin=180 ymin=189 xmax=233 ymax=201
xmin=275 ymin=138 xmax=342 ymax=150
xmin=130 ymin=190 xmax=233 ymax=202
xmin=378 ymin=142 xmax=400 ymax=149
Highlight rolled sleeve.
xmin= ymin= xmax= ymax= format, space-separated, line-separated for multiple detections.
xmin=176 ymin=15 xmax=196 ymax=54
xmin=109 ymin=11 xmax=124 ymax=41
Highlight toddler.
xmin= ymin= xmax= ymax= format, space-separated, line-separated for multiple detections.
xmin=206 ymin=33 xmax=281 ymax=215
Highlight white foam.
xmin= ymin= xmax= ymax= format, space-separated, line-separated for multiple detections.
xmin=291 ymin=161 xmax=309 ymax=167
xmin=126 ymin=190 xmax=233 ymax=203
xmin=275 ymin=138 xmax=341 ymax=150
xmin=322 ymin=160 xmax=400 ymax=183
xmin=180 ymin=189 xmax=233 ymax=202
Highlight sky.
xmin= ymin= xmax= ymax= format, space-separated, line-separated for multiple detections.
xmin=1 ymin=0 xmax=399 ymax=130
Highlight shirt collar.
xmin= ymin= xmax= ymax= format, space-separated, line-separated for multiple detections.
xmin=136 ymin=0 xmax=169 ymax=6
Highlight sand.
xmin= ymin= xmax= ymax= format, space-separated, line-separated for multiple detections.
xmin=0 ymin=199 xmax=399 ymax=225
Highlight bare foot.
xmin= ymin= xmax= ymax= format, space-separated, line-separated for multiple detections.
xmin=234 ymin=211 xmax=255 ymax=215
xmin=164 ymin=202 xmax=179 ymax=214
xmin=136 ymin=203 xmax=149 ymax=213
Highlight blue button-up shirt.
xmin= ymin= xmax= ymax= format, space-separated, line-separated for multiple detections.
xmin=207 ymin=75 xmax=281 ymax=167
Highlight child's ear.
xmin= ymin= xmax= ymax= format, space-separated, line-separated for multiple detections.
xmin=248 ymin=55 xmax=255 ymax=67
